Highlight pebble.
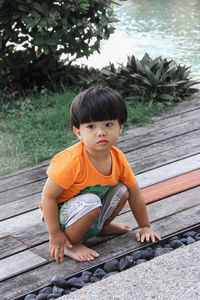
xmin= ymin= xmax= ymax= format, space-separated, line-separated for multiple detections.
xmin=39 ymin=287 xmax=53 ymax=295
xmin=154 ymin=247 xmax=172 ymax=256
xmin=104 ymin=258 xmax=119 ymax=272
xmin=103 ymin=272 xmax=119 ymax=279
xmin=163 ymin=243 xmax=171 ymax=248
xmin=36 ymin=294 xmax=48 ymax=300
xmin=195 ymin=233 xmax=200 ymax=240
xmin=185 ymin=236 xmax=196 ymax=245
xmin=70 ymin=288 xmax=78 ymax=292
xmin=142 ymin=249 xmax=154 ymax=260
xmin=145 ymin=247 xmax=154 ymax=258
xmin=93 ymin=268 xmax=107 ymax=279
xmin=90 ymin=276 xmax=100 ymax=283
xmin=25 ymin=295 xmax=37 ymax=300
xmin=169 ymin=235 xmax=179 ymax=241
xmin=64 ymin=290 xmax=71 ymax=295
xmin=51 ymin=276 xmax=68 ymax=289
xmin=67 ymin=277 xmax=85 ymax=288
xmin=119 ymin=255 xmax=134 ymax=271
xmin=130 ymin=250 xmax=145 ymax=260
xmin=52 ymin=286 xmax=65 ymax=295
xmin=136 ymin=259 xmax=146 ymax=265
xmin=47 ymin=294 xmax=60 ymax=300
xmin=183 ymin=231 xmax=196 ymax=237
xmin=80 ymin=271 xmax=92 ymax=283
xmin=180 ymin=238 xmax=187 ymax=244
xmin=170 ymin=239 xmax=184 ymax=249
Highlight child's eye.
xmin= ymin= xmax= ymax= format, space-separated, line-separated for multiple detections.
xmin=105 ymin=123 xmax=113 ymax=127
xmin=87 ymin=124 xmax=94 ymax=129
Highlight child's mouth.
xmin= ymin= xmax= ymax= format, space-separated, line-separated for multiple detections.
xmin=97 ymin=140 xmax=108 ymax=146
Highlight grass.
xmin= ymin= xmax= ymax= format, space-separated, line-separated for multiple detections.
xmin=0 ymin=87 xmax=172 ymax=176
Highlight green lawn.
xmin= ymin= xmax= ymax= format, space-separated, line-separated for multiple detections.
xmin=0 ymin=87 xmax=172 ymax=176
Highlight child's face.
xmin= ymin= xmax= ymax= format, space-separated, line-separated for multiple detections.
xmin=74 ymin=120 xmax=123 ymax=153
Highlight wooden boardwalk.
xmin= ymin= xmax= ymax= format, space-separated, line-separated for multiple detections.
xmin=0 ymin=96 xmax=200 ymax=300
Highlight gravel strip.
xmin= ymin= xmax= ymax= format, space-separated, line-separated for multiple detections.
xmin=58 ymin=241 xmax=200 ymax=300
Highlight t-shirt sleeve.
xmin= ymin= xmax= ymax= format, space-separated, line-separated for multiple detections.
xmin=118 ymin=151 xmax=137 ymax=188
xmin=46 ymin=151 xmax=79 ymax=190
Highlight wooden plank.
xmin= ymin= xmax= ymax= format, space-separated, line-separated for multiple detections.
xmin=13 ymin=223 xmax=49 ymax=247
xmin=0 ymin=209 xmax=42 ymax=239
xmin=0 ymin=179 xmax=46 ymax=205
xmin=0 ymin=159 xmax=49 ymax=180
xmin=1 ymin=204 xmax=199 ymax=300
xmin=126 ymin=129 xmax=200 ymax=170
xmin=0 ymin=193 xmax=41 ymax=221
xmin=129 ymin=138 xmax=200 ymax=174
xmin=0 ymin=250 xmax=47 ymax=281
xmin=150 ymin=96 xmax=200 ymax=120
xmin=0 ymin=165 xmax=47 ymax=193
xmin=124 ymin=105 xmax=200 ymax=139
xmin=118 ymin=98 xmax=200 ymax=144
xmin=141 ymin=169 xmax=200 ymax=204
xmin=117 ymin=109 xmax=200 ymax=153
xmin=0 ymin=236 xmax=28 ymax=260
xmin=136 ymin=154 xmax=200 ymax=188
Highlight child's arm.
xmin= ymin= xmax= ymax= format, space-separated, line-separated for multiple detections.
xmin=42 ymin=177 xmax=72 ymax=263
xmin=128 ymin=182 xmax=161 ymax=242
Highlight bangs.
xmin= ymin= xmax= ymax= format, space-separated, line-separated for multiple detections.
xmin=78 ymin=92 xmax=121 ymax=124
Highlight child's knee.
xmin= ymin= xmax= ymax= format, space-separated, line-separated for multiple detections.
xmin=59 ymin=193 xmax=101 ymax=230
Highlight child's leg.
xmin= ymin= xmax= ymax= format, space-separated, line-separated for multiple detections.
xmin=64 ymin=207 xmax=100 ymax=261
xmin=59 ymin=194 xmax=101 ymax=262
xmin=98 ymin=183 xmax=132 ymax=235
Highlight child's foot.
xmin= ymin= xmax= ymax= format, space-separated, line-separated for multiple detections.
xmin=64 ymin=242 xmax=100 ymax=262
xmin=100 ymin=222 xmax=132 ymax=235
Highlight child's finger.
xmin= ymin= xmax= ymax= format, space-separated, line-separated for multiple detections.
xmin=50 ymin=245 xmax=55 ymax=258
xmin=135 ymin=231 xmax=141 ymax=241
xmin=55 ymin=248 xmax=61 ymax=264
xmin=155 ymin=233 xmax=162 ymax=240
xmin=145 ymin=233 xmax=150 ymax=242
xmin=150 ymin=233 xmax=155 ymax=243
xmin=141 ymin=234 xmax=146 ymax=242
xmin=59 ymin=247 xmax=64 ymax=263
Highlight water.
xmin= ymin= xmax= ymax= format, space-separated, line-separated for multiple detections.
xmin=77 ymin=0 xmax=200 ymax=79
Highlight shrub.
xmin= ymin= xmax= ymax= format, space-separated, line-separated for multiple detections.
xmin=74 ymin=53 xmax=199 ymax=104
xmin=0 ymin=0 xmax=121 ymax=91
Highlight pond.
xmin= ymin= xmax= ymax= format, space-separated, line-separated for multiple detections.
xmin=77 ymin=0 xmax=200 ymax=79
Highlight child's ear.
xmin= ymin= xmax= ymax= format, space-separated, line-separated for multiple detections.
xmin=119 ymin=125 xmax=123 ymax=135
xmin=73 ymin=127 xmax=82 ymax=140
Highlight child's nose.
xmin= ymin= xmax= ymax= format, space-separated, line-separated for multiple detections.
xmin=97 ymin=128 xmax=106 ymax=136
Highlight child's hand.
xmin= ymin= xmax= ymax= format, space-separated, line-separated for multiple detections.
xmin=136 ymin=227 xmax=161 ymax=243
xmin=49 ymin=231 xmax=72 ymax=263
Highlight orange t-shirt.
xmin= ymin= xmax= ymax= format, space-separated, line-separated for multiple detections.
xmin=46 ymin=141 xmax=136 ymax=204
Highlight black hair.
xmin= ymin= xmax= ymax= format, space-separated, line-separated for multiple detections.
xmin=70 ymin=86 xmax=127 ymax=128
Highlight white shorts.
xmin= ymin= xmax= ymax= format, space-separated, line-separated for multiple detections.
xmin=58 ymin=182 xmax=127 ymax=238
